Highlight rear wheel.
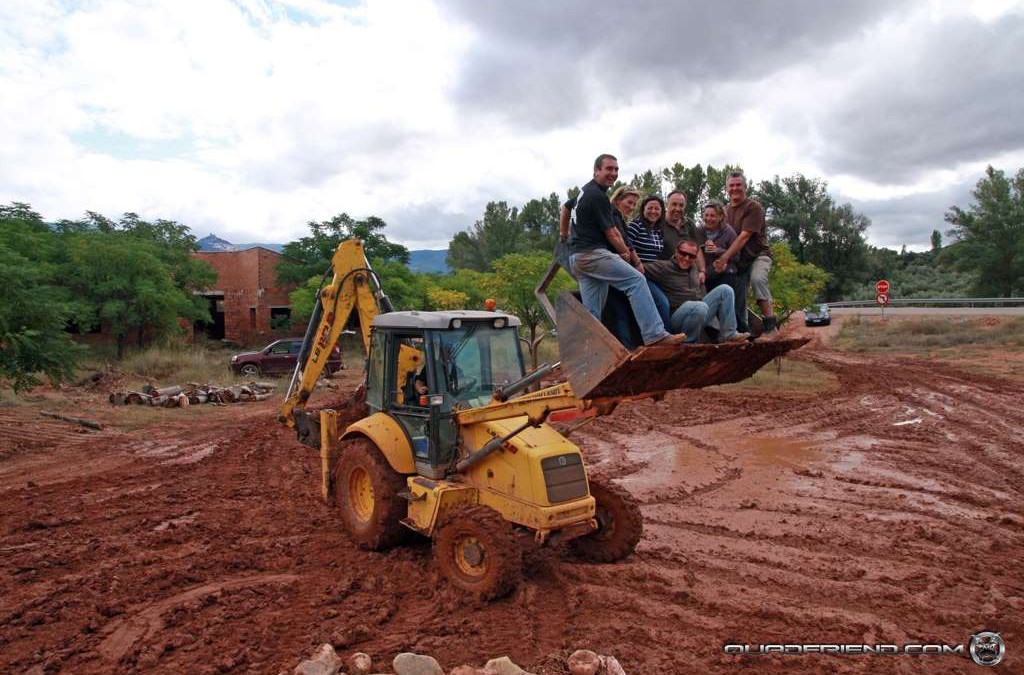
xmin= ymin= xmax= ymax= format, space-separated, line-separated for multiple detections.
xmin=433 ymin=504 xmax=522 ymax=600
xmin=570 ymin=477 xmax=643 ymax=563
xmin=239 ymin=363 xmax=260 ymax=378
xmin=333 ymin=438 xmax=408 ymax=550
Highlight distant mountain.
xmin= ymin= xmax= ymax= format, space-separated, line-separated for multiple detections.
xmin=408 ymin=249 xmax=449 ymax=273
xmin=196 ymin=234 xmax=236 ymax=251
xmin=196 ymin=234 xmax=283 ymax=253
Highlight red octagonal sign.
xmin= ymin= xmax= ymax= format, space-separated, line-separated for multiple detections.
xmin=875 ymin=279 xmax=890 ymax=294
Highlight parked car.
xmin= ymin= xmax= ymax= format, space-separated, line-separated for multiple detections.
xmin=230 ymin=338 xmax=344 ymax=377
xmin=803 ymin=304 xmax=831 ymax=327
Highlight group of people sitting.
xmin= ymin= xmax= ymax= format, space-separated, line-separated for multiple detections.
xmin=558 ymin=153 xmax=779 ymax=348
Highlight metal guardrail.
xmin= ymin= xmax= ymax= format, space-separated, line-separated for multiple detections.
xmin=827 ymin=298 xmax=1024 ymax=308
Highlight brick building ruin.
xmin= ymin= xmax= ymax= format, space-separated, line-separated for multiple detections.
xmin=191 ymin=247 xmax=297 ymax=345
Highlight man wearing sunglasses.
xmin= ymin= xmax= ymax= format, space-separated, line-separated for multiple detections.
xmin=644 ymin=240 xmax=749 ymax=343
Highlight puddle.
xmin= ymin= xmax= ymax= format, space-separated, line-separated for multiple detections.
xmin=740 ymin=436 xmax=820 ymax=469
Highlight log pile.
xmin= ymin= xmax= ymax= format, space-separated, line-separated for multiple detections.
xmin=108 ymin=382 xmax=276 ymax=407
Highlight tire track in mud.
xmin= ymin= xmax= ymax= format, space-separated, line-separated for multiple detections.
xmin=564 ymin=346 xmax=1024 ymax=673
xmin=2 ymin=351 xmax=1023 ymax=673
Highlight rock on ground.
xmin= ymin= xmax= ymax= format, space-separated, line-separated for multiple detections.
xmin=349 ymin=651 xmax=373 ymax=674
xmin=483 ymin=656 xmax=536 ymax=675
xmin=567 ymin=649 xmax=601 ymax=675
xmin=393 ymin=651 xmax=445 ymax=675
xmin=293 ymin=644 xmax=342 ymax=675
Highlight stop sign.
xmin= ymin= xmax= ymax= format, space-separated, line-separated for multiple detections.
xmin=876 ymin=279 xmax=890 ymax=294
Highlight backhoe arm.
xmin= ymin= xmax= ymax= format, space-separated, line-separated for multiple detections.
xmin=279 ymin=240 xmax=389 ymax=427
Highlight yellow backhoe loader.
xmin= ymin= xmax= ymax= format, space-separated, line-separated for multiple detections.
xmin=280 ymin=240 xmax=806 ymax=599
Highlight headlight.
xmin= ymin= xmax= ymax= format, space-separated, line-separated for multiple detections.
xmin=231 ymin=355 xmax=237 ymax=362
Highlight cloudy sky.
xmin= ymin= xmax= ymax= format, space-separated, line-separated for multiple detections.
xmin=2 ymin=0 xmax=1023 ymax=251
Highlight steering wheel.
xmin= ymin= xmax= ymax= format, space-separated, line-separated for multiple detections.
xmin=452 ymin=376 xmax=478 ymax=395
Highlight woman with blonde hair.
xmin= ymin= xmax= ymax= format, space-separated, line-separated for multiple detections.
xmin=603 ymin=187 xmax=671 ymax=347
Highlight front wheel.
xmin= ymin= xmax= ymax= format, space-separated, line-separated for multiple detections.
xmin=433 ymin=504 xmax=522 ymax=600
xmin=570 ymin=477 xmax=643 ymax=563
xmin=333 ymin=438 xmax=408 ymax=550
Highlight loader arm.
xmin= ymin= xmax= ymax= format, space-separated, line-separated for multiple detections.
xmin=279 ymin=240 xmax=390 ymax=428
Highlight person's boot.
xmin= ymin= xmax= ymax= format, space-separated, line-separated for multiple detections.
xmin=760 ymin=316 xmax=780 ymax=340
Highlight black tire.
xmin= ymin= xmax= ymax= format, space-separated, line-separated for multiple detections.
xmin=333 ymin=438 xmax=408 ymax=550
xmin=570 ymin=477 xmax=643 ymax=563
xmin=433 ymin=504 xmax=522 ymax=600
xmin=239 ymin=363 xmax=260 ymax=378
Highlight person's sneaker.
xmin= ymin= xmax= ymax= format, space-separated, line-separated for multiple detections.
xmin=649 ymin=332 xmax=687 ymax=346
xmin=721 ymin=332 xmax=750 ymax=344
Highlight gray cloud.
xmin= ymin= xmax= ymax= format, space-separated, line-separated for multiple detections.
xmin=379 ymin=202 xmax=477 ymax=249
xmin=241 ymin=121 xmax=422 ymax=191
xmin=440 ymin=0 xmax=899 ymax=129
xmin=846 ymin=178 xmax=976 ymax=249
xmin=813 ymin=16 xmax=1024 ymax=182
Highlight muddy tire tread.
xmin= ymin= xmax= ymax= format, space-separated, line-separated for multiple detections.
xmin=433 ymin=504 xmax=522 ymax=601
xmin=570 ymin=477 xmax=643 ymax=563
xmin=333 ymin=438 xmax=408 ymax=550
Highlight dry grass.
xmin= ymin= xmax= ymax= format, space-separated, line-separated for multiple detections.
xmin=835 ymin=316 xmax=1024 ymax=353
xmin=715 ymin=358 xmax=837 ymax=393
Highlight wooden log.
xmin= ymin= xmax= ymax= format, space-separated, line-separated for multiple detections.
xmin=40 ymin=412 xmax=103 ymax=431
xmin=250 ymin=393 xmax=272 ymax=402
xmin=154 ymin=385 xmax=184 ymax=397
xmin=125 ymin=392 xmax=149 ymax=405
xmin=108 ymin=393 xmax=127 ymax=406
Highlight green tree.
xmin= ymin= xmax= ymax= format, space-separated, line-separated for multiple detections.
xmin=63 ymin=232 xmax=203 ymax=358
xmin=944 ymin=165 xmax=1024 ymax=297
xmin=766 ymin=242 xmax=829 ymax=321
xmin=485 ymin=252 xmax=575 ymax=368
xmin=757 ymin=174 xmax=870 ymax=301
xmin=930 ymin=229 xmax=943 ymax=251
xmin=435 ymin=268 xmax=493 ymax=309
xmin=277 ymin=213 xmax=409 ymax=285
xmin=660 ymin=163 xmax=744 ymax=222
xmin=0 ymin=203 xmax=84 ymax=390
xmin=427 ymin=288 xmax=469 ymax=310
xmin=446 ymin=201 xmax=523 ymax=271
xmin=517 ymin=193 xmax=561 ymax=253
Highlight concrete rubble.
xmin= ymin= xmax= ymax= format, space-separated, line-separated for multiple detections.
xmin=290 ymin=645 xmax=628 ymax=675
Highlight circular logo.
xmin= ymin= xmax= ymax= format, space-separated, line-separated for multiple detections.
xmin=969 ymin=631 xmax=1005 ymax=666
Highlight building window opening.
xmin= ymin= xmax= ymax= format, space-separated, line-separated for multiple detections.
xmin=270 ymin=307 xmax=292 ymax=330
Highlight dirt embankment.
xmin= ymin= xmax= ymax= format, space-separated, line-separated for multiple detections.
xmin=1 ymin=344 xmax=1022 ymax=673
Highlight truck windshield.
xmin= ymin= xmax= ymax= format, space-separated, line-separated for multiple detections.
xmin=434 ymin=324 xmax=524 ymax=406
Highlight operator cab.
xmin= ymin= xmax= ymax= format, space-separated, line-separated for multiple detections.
xmin=365 ymin=311 xmax=525 ymax=478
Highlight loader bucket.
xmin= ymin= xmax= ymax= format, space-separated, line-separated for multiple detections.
xmin=554 ymin=290 xmax=808 ymax=401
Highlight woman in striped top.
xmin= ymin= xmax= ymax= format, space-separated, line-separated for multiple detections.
xmin=627 ymin=195 xmax=667 ymax=262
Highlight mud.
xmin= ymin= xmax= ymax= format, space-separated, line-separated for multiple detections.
xmin=2 ymin=341 xmax=1023 ymax=673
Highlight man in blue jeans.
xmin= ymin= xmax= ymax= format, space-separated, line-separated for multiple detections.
xmin=569 ymin=154 xmax=685 ymax=347
xmin=644 ymin=240 xmax=750 ymax=343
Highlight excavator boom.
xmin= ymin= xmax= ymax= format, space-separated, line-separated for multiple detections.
xmin=279 ymin=240 xmax=389 ymax=428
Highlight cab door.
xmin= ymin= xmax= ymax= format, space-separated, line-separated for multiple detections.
xmin=384 ymin=332 xmax=441 ymax=478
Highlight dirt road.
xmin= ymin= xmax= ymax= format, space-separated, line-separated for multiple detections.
xmin=1 ymin=338 xmax=1022 ymax=673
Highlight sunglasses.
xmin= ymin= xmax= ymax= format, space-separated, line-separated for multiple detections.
xmin=677 ymin=250 xmax=697 ymax=259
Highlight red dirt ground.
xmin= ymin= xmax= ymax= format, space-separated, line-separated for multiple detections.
xmin=1 ymin=330 xmax=1022 ymax=674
